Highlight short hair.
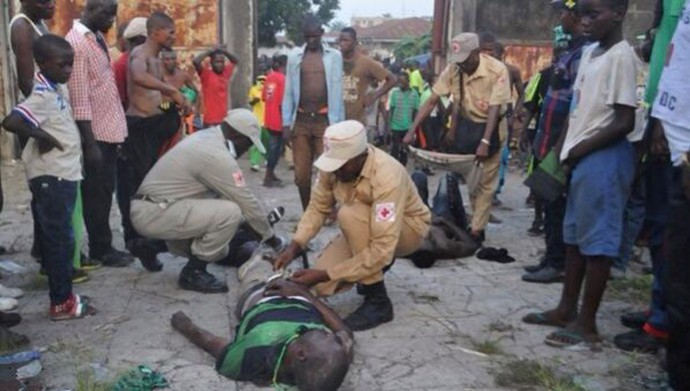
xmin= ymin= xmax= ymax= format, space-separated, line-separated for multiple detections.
xmin=479 ymin=31 xmax=497 ymax=45
xmin=341 ymin=27 xmax=357 ymax=40
xmin=292 ymin=331 xmax=350 ymax=391
xmin=605 ymin=0 xmax=629 ymax=10
xmin=399 ymin=70 xmax=410 ymax=80
xmin=146 ymin=11 xmax=174 ymax=33
xmin=272 ymin=54 xmax=287 ymax=70
xmin=302 ymin=14 xmax=323 ymax=32
xmin=33 ymin=34 xmax=73 ymax=64
xmin=495 ymin=42 xmax=505 ymax=58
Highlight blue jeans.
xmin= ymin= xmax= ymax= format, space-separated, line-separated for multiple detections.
xmin=29 ymin=176 xmax=76 ymax=305
xmin=266 ymin=130 xmax=284 ymax=170
xmin=543 ymin=195 xmax=566 ymax=269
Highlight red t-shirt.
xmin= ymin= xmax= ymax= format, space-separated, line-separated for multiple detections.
xmin=199 ymin=63 xmax=234 ymax=124
xmin=112 ymin=51 xmax=129 ymax=109
xmin=262 ymin=70 xmax=285 ymax=131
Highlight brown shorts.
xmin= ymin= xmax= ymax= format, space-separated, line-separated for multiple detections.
xmin=292 ymin=113 xmax=329 ymax=188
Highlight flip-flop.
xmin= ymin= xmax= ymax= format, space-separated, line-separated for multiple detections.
xmin=544 ymin=329 xmax=599 ymax=348
xmin=522 ymin=312 xmax=569 ymax=328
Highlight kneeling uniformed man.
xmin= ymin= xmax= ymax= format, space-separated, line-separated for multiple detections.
xmin=274 ymin=120 xmax=431 ymax=330
xmin=131 ymin=109 xmax=278 ymax=293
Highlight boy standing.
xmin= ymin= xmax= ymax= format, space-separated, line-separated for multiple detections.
xmin=2 ymin=35 xmax=96 ymax=320
xmin=388 ymin=72 xmax=419 ymax=166
xmin=524 ymin=0 xmax=638 ymax=347
xmin=263 ymin=55 xmax=287 ymax=187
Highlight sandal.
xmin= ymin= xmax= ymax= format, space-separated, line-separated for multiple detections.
xmin=544 ymin=329 xmax=599 ymax=348
xmin=50 ymin=294 xmax=97 ymax=321
xmin=522 ymin=312 xmax=575 ymax=328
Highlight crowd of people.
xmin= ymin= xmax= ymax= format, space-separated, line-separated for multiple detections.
xmin=0 ymin=0 xmax=688 ymax=389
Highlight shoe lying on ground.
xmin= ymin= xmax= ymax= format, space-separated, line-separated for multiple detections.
xmin=79 ymin=254 xmax=102 ymax=271
xmin=127 ymin=239 xmax=163 ymax=272
xmin=0 ymin=284 xmax=23 ymax=299
xmin=476 ymin=247 xmax=515 ymax=264
xmin=49 ymin=294 xmax=96 ymax=321
xmin=0 ymin=312 xmax=21 ymax=328
xmin=522 ymin=266 xmax=564 ymax=284
xmin=614 ymin=329 xmax=663 ymax=354
xmin=0 ymin=299 xmax=17 ymax=312
xmin=178 ymin=267 xmax=228 ymax=294
xmin=620 ymin=311 xmax=648 ymax=330
xmin=95 ymin=249 xmax=134 ymax=268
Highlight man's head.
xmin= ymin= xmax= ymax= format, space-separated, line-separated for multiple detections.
xmin=552 ymin=0 xmax=582 ymax=35
xmin=210 ymin=51 xmax=226 ymax=74
xmin=123 ymin=16 xmax=148 ymax=50
xmin=449 ymin=33 xmax=481 ymax=74
xmin=34 ymin=34 xmax=74 ymax=84
xmin=314 ymin=120 xmax=369 ymax=182
xmin=82 ymin=0 xmax=118 ymax=34
xmin=399 ymin=71 xmax=411 ymax=90
xmin=20 ymin=0 xmax=56 ymax=21
xmin=221 ymin=109 xmax=267 ymax=157
xmin=422 ymin=68 xmax=436 ymax=85
xmin=339 ymin=27 xmax=357 ymax=56
xmin=407 ymin=61 xmax=419 ymax=71
xmin=579 ymin=0 xmax=628 ymax=42
xmin=256 ymin=74 xmax=266 ymax=85
xmin=160 ymin=49 xmax=178 ymax=73
xmin=272 ymin=54 xmax=287 ymax=72
xmin=302 ymin=14 xmax=324 ymax=51
xmin=147 ymin=11 xmax=176 ymax=50
xmin=478 ymin=31 xmax=498 ymax=58
xmin=287 ymin=329 xmax=350 ymax=391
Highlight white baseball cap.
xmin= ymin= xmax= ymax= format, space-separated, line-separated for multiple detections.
xmin=223 ymin=109 xmax=266 ymax=154
xmin=314 ymin=120 xmax=368 ymax=172
xmin=123 ymin=17 xmax=147 ymax=40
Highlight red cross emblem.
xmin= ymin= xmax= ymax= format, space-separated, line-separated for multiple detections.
xmin=376 ymin=202 xmax=396 ymax=222
xmin=452 ymin=42 xmax=461 ymax=53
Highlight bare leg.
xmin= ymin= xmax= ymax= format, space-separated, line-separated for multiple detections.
xmin=298 ymin=186 xmax=311 ymax=211
xmin=538 ymin=245 xmax=586 ymax=324
xmin=568 ymin=256 xmax=612 ymax=337
xmin=171 ymin=311 xmax=230 ymax=360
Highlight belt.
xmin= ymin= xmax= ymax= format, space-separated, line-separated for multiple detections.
xmin=297 ymin=107 xmax=328 ymax=118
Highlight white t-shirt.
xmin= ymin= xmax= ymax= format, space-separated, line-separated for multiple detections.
xmin=560 ymin=41 xmax=638 ymax=162
xmin=15 ymin=75 xmax=83 ymax=181
xmin=652 ymin=0 xmax=690 ymax=165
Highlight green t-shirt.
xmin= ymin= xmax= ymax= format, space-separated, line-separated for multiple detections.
xmin=216 ymin=297 xmax=328 ymax=386
xmin=645 ymin=0 xmax=685 ymax=105
xmin=389 ymin=87 xmax=420 ymax=131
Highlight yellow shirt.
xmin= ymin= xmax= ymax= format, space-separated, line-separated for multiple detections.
xmin=433 ymin=53 xmax=512 ymax=122
xmin=293 ymin=146 xmax=431 ymax=282
xmin=248 ymin=82 xmax=265 ymax=126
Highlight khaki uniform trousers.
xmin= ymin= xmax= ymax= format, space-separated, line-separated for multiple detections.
xmin=130 ymin=198 xmax=243 ymax=262
xmin=313 ymin=201 xmax=425 ymax=297
xmin=469 ymin=151 xmax=501 ymax=232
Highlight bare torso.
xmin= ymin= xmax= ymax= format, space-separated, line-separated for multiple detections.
xmin=127 ymin=44 xmax=164 ymax=117
xmin=299 ymin=50 xmax=328 ymax=112
xmin=162 ymin=69 xmax=188 ymax=103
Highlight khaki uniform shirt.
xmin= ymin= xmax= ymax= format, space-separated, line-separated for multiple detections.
xmin=136 ymin=127 xmax=273 ymax=239
xmin=433 ymin=53 xmax=512 ymax=122
xmin=343 ymin=54 xmax=390 ymax=123
xmin=293 ymin=146 xmax=431 ymax=282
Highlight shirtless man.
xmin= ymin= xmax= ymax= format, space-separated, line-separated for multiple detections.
xmin=282 ymin=15 xmax=344 ymax=210
xmin=124 ymin=11 xmax=190 ymax=271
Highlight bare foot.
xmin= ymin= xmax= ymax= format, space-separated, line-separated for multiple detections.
xmin=171 ymin=311 xmax=192 ymax=332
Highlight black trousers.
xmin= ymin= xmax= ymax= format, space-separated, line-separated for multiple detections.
xmin=82 ymin=141 xmax=119 ymax=259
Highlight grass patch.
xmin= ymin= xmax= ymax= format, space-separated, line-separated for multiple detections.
xmin=494 ymin=359 xmax=586 ymax=391
xmin=608 ymin=275 xmax=653 ymax=305
xmin=470 ymin=338 xmax=503 ymax=356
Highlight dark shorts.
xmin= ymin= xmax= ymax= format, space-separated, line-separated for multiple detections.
xmin=563 ymin=139 xmax=634 ymax=257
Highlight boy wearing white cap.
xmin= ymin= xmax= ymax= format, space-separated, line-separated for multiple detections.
xmin=274 ymin=120 xmax=431 ymax=331
xmin=130 ymin=109 xmax=282 ymax=293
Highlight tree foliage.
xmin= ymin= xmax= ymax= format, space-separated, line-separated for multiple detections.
xmin=392 ymin=31 xmax=432 ymax=61
xmin=258 ymin=0 xmax=340 ymax=47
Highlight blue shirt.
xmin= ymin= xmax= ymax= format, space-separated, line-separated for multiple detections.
xmin=282 ymin=44 xmax=344 ymax=128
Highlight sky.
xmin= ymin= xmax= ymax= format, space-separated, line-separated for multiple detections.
xmin=333 ymin=0 xmax=434 ymax=24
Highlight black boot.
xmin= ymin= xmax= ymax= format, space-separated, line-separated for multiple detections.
xmin=344 ymin=281 xmax=393 ymax=331
xmin=178 ymin=257 xmax=228 ymax=293
xmin=127 ymin=239 xmax=163 ymax=272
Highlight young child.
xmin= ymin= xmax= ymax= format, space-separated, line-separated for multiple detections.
xmin=523 ymin=0 xmax=638 ymax=347
xmin=1 ymin=35 xmax=96 ymax=320
xmin=388 ymin=71 xmax=420 ymax=165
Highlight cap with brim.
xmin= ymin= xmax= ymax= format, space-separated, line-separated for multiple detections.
xmin=223 ymin=109 xmax=266 ymax=154
xmin=314 ymin=120 xmax=368 ymax=172
xmin=448 ymin=33 xmax=480 ymax=64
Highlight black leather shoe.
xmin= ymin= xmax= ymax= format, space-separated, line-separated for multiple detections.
xmin=344 ymin=282 xmax=393 ymax=331
xmin=614 ymin=330 xmax=662 ymax=354
xmin=178 ymin=267 xmax=228 ymax=294
xmin=127 ymin=239 xmax=163 ymax=272
xmin=621 ymin=311 xmax=648 ymax=330
xmin=522 ymin=266 xmax=564 ymax=284
xmin=97 ymin=249 xmax=135 ymax=268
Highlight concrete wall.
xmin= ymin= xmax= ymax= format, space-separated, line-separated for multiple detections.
xmin=220 ymin=0 xmax=256 ymax=109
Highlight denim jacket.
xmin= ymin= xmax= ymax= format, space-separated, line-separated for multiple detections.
xmin=282 ymin=44 xmax=344 ymax=128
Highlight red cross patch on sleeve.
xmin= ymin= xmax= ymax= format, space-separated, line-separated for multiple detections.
xmin=375 ymin=202 xmax=396 ymax=223
xmin=233 ymin=172 xmax=246 ymax=187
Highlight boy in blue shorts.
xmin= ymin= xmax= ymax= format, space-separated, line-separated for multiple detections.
xmin=2 ymin=35 xmax=96 ymax=321
xmin=523 ymin=0 xmax=638 ymax=347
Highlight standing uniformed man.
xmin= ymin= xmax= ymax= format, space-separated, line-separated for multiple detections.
xmin=274 ymin=120 xmax=431 ymax=331
xmin=130 ymin=109 xmax=281 ymax=293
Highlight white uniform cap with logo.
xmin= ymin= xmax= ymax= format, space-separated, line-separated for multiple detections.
xmin=123 ymin=17 xmax=148 ymax=40
xmin=223 ymin=109 xmax=267 ymax=154
xmin=314 ymin=120 xmax=368 ymax=172
xmin=448 ymin=33 xmax=480 ymax=64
